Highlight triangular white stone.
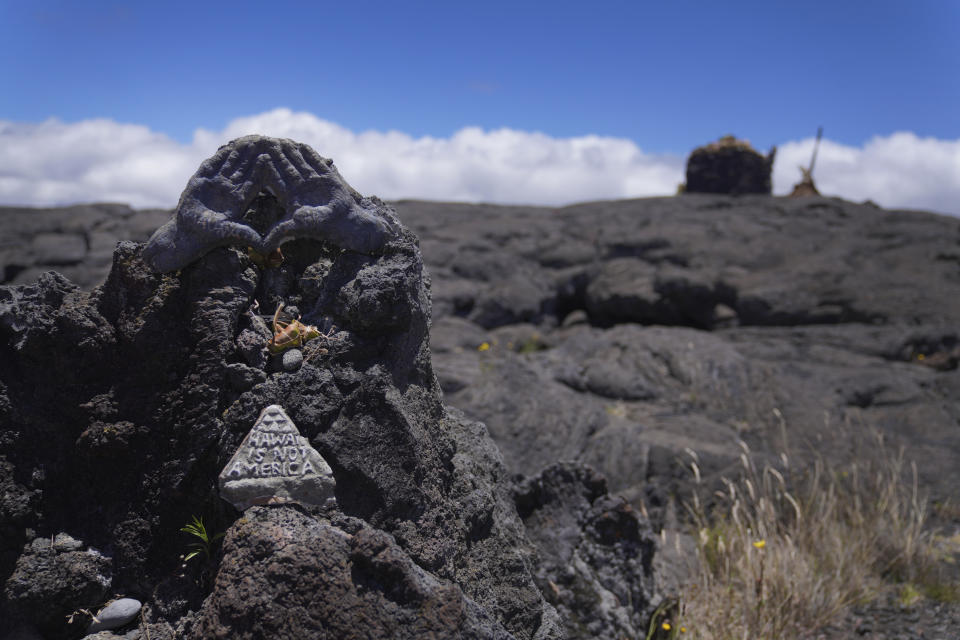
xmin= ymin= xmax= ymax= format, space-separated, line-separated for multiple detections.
xmin=218 ymin=404 xmax=336 ymax=510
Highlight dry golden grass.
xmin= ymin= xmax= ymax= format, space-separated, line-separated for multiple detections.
xmin=651 ymin=429 xmax=956 ymax=640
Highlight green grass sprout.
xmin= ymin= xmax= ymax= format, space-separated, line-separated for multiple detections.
xmin=180 ymin=515 xmax=224 ymax=563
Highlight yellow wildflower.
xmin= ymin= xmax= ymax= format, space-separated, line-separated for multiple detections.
xmin=753 ymin=539 xmax=766 ymax=549
xmin=478 ymin=342 xmax=490 ymax=352
xmin=662 ymin=622 xmax=671 ymax=631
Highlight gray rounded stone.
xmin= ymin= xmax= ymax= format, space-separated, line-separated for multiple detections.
xmin=87 ymin=598 xmax=141 ymax=633
xmin=281 ymin=348 xmax=303 ymax=371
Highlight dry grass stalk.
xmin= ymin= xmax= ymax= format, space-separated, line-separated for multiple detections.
xmin=672 ymin=430 xmax=947 ymax=639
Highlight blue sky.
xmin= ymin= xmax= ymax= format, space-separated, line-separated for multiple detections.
xmin=1 ymin=0 xmax=958 ymax=214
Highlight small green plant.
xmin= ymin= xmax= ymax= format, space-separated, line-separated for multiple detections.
xmin=180 ymin=515 xmax=224 ymax=563
xmin=898 ymin=582 xmax=923 ymax=606
xmin=516 ymin=333 xmax=548 ymax=354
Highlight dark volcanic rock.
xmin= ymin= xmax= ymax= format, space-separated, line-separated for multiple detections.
xmin=516 ymin=463 xmax=658 ymax=640
xmin=0 ymin=138 xmax=663 ymax=640
xmin=0 ymin=203 xmax=169 ymax=289
xmin=4 ymin=535 xmax=112 ymax=636
xmin=2 ymin=238 xmax=554 ymax=638
xmin=190 ymin=507 xmax=515 ymax=640
xmin=4 ymin=181 xmax=960 ymax=636
xmin=684 ymin=135 xmax=775 ymax=195
xmin=395 ymin=195 xmax=960 ymax=524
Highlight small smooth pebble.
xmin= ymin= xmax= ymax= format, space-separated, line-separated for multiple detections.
xmin=87 ymin=598 xmax=142 ymax=632
xmin=282 ymin=348 xmax=303 ymax=371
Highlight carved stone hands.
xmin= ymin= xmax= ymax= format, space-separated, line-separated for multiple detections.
xmin=143 ymin=136 xmax=398 ymax=273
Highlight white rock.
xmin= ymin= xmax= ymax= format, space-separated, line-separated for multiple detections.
xmin=219 ymin=404 xmax=336 ymax=510
xmin=281 ymin=348 xmax=303 ymax=371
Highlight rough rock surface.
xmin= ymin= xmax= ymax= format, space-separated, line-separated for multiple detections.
xmin=190 ymin=507 xmax=517 ymax=640
xmin=0 ymin=203 xmax=169 ymax=289
xmin=4 ymin=535 xmax=112 ymax=636
xmin=515 ymin=463 xmax=658 ymax=640
xmin=0 ymin=145 xmax=659 ymax=639
xmin=684 ymin=135 xmax=776 ymax=194
xmin=390 ymin=196 xmax=960 ymax=524
xmin=3 ymin=189 xmax=960 ymax=637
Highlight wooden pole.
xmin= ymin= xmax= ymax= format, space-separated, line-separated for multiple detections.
xmin=808 ymin=126 xmax=823 ymax=176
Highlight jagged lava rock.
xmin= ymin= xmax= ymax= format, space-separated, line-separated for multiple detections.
xmin=4 ymin=535 xmax=112 ymax=637
xmin=191 ymin=507 xmax=518 ymax=640
xmin=5 ymin=185 xmax=960 ymax=636
xmin=397 ymin=195 xmax=960 ymax=528
xmin=0 ymin=203 xmax=170 ymax=288
xmin=0 ymin=137 xmax=661 ymax=639
xmin=515 ymin=463 xmax=658 ymax=640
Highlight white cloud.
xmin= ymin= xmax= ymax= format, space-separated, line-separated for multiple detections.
xmin=196 ymin=110 xmax=685 ymax=205
xmin=1 ymin=109 xmax=958 ymax=216
xmin=0 ymin=109 xmax=683 ymax=209
xmin=0 ymin=118 xmax=207 ymax=208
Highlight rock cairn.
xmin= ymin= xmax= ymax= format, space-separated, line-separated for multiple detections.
xmin=0 ymin=136 xmax=661 ymax=639
xmin=684 ymin=135 xmax=776 ymax=195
